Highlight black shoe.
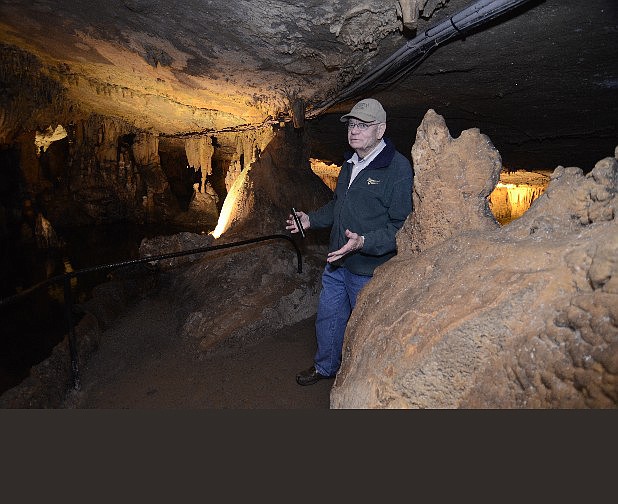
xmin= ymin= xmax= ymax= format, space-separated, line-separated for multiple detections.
xmin=296 ymin=366 xmax=333 ymax=386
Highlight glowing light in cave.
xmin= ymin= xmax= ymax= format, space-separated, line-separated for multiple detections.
xmin=309 ymin=158 xmax=341 ymax=191
xmin=211 ymin=166 xmax=252 ymax=238
xmin=489 ymin=179 xmax=548 ymax=225
xmin=34 ymin=124 xmax=67 ymax=155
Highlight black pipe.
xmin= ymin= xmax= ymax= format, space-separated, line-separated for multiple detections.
xmin=308 ymin=0 xmax=535 ymax=116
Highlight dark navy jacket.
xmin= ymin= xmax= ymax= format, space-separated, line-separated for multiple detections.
xmin=308 ymin=138 xmax=413 ymax=276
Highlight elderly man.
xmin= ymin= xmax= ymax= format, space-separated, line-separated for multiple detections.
xmin=287 ymin=98 xmax=414 ymax=385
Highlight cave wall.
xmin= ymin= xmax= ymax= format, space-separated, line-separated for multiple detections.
xmin=6 ymin=116 xmax=178 ymax=229
xmin=0 ymin=45 xmax=71 ymax=145
xmin=0 ymin=43 xmax=291 ymax=240
xmin=2 ymin=116 xmax=283 ymax=242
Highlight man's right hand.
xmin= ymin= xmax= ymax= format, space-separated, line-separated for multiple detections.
xmin=286 ymin=210 xmax=310 ymax=233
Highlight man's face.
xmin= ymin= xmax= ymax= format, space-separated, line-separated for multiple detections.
xmin=347 ymin=119 xmax=387 ymax=156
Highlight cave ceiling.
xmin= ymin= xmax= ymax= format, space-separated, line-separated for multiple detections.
xmin=0 ymin=0 xmax=617 ymax=171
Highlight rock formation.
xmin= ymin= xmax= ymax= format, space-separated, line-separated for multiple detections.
xmin=147 ymin=126 xmax=334 ymax=354
xmin=330 ymin=109 xmax=617 ymax=408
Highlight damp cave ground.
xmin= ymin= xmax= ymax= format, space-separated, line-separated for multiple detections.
xmin=64 ymin=288 xmax=331 ymax=409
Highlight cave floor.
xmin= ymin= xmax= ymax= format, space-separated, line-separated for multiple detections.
xmin=64 ymin=293 xmax=331 ymax=409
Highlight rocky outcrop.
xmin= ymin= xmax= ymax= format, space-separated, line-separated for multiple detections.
xmin=330 ymin=109 xmax=617 ymax=409
xmin=396 ymin=109 xmax=502 ymax=255
xmin=310 ymin=159 xmax=340 ymax=191
xmin=212 ymin=126 xmax=333 ymax=239
xmin=151 ymin=126 xmax=333 ymax=354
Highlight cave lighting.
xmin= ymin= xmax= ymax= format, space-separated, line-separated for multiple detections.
xmin=210 ymin=165 xmax=252 ymax=239
xmin=309 ymin=158 xmax=341 ymax=191
xmin=496 ymin=182 xmax=545 ymax=211
xmin=489 ymin=180 xmax=547 ymax=224
xmin=34 ymin=124 xmax=67 ymax=155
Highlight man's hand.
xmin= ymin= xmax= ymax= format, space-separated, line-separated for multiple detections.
xmin=286 ymin=210 xmax=310 ymax=234
xmin=327 ymin=229 xmax=364 ymax=263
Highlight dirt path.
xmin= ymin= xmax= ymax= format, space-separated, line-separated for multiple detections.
xmin=66 ymin=292 xmax=332 ymax=409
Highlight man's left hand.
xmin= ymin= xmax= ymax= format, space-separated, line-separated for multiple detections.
xmin=327 ymin=229 xmax=364 ymax=263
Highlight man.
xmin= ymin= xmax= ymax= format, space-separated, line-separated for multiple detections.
xmin=286 ymin=97 xmax=414 ymax=385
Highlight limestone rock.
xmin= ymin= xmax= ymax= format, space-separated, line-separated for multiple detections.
xmin=396 ymin=108 xmax=501 ymax=256
xmin=34 ymin=212 xmax=63 ymax=248
xmin=170 ymin=126 xmax=333 ymax=354
xmin=212 ymin=126 xmax=333 ymax=239
xmin=139 ymin=231 xmax=215 ymax=269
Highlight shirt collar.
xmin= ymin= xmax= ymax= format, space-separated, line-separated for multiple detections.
xmin=349 ymin=139 xmax=386 ymax=167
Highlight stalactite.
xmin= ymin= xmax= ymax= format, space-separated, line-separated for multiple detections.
xmin=185 ymin=136 xmax=214 ymax=193
xmin=132 ymin=132 xmax=160 ymax=166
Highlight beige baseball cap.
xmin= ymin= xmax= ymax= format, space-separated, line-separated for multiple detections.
xmin=340 ymin=98 xmax=386 ymax=123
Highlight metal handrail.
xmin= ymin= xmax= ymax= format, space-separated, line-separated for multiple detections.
xmin=1 ymin=233 xmax=303 ymax=391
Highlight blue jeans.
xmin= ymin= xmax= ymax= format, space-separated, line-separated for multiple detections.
xmin=313 ymin=264 xmax=372 ymax=377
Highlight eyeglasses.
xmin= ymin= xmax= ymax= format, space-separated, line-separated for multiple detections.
xmin=347 ymin=121 xmax=380 ymax=131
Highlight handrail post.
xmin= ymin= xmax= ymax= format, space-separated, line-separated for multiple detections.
xmin=63 ymin=273 xmax=81 ymax=391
